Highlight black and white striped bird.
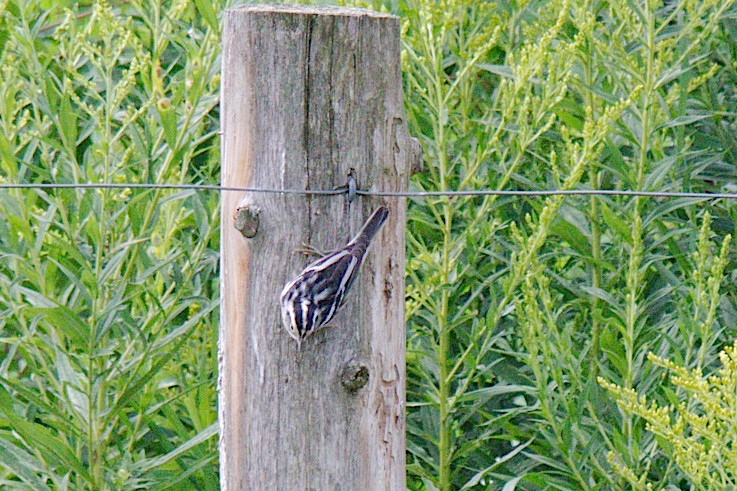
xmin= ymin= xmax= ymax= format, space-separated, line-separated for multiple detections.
xmin=280 ymin=207 xmax=389 ymax=350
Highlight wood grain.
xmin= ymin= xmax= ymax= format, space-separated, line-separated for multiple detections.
xmin=219 ymin=5 xmax=412 ymax=489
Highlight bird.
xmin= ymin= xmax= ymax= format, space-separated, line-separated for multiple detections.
xmin=280 ymin=206 xmax=389 ymax=349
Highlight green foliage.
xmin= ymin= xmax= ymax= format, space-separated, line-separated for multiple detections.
xmin=602 ymin=336 xmax=737 ymax=490
xmin=400 ymin=0 xmax=737 ymax=489
xmin=0 ymin=0 xmax=221 ymax=489
xmin=600 ymin=213 xmax=734 ymax=490
xmin=3 ymin=0 xmax=737 ymax=489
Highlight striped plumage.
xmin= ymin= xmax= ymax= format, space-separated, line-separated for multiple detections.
xmin=280 ymin=207 xmax=389 ymax=349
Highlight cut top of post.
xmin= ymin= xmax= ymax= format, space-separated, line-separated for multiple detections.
xmin=231 ymin=3 xmax=397 ymax=19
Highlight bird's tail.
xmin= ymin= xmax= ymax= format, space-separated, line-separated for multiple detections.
xmin=348 ymin=206 xmax=389 ymax=254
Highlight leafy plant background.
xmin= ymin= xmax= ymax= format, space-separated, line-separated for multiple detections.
xmin=0 ymin=0 xmax=220 ymax=489
xmin=1 ymin=0 xmax=737 ymax=490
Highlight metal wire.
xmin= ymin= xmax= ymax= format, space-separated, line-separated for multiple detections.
xmin=0 ymin=182 xmax=343 ymax=195
xmin=356 ymin=188 xmax=737 ymax=199
xmin=0 ymin=181 xmax=736 ymax=200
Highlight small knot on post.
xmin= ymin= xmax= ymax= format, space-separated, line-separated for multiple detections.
xmin=234 ymin=204 xmax=260 ymax=238
xmin=409 ymin=137 xmax=423 ymax=175
xmin=339 ymin=362 xmax=369 ymax=392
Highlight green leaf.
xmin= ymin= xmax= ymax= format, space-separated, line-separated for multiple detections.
xmin=58 ymin=92 xmax=77 ymax=150
xmin=0 ymin=385 xmax=91 ymax=483
xmin=192 ymin=0 xmax=218 ymax=32
xmin=600 ymin=201 xmax=632 ymax=244
xmin=0 ymin=438 xmax=53 ymax=491
xmin=501 ymin=476 xmax=523 ymax=491
xmin=550 ymin=215 xmax=590 ymax=256
xmin=26 ymin=306 xmax=89 ymax=348
xmin=136 ymin=422 xmax=218 ymax=473
xmin=159 ymin=105 xmax=179 ymax=151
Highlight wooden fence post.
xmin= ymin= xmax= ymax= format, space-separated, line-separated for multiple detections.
xmin=219 ymin=5 xmax=413 ymax=489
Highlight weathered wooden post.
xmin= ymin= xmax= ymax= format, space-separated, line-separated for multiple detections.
xmin=219 ymin=5 xmax=413 ymax=489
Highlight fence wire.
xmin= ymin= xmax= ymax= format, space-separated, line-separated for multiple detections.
xmin=1 ymin=182 xmax=737 ymax=200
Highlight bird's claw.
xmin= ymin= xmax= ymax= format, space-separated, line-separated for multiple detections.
xmin=295 ymin=243 xmax=329 ymax=258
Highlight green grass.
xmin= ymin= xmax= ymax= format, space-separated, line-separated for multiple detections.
xmin=2 ymin=0 xmax=737 ymax=489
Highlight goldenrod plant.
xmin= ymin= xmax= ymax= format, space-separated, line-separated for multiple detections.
xmin=2 ymin=0 xmax=737 ymax=489
xmin=0 ymin=1 xmax=221 ymax=489
xmin=398 ymin=0 xmax=737 ymax=488
xmin=601 ymin=336 xmax=737 ymax=489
